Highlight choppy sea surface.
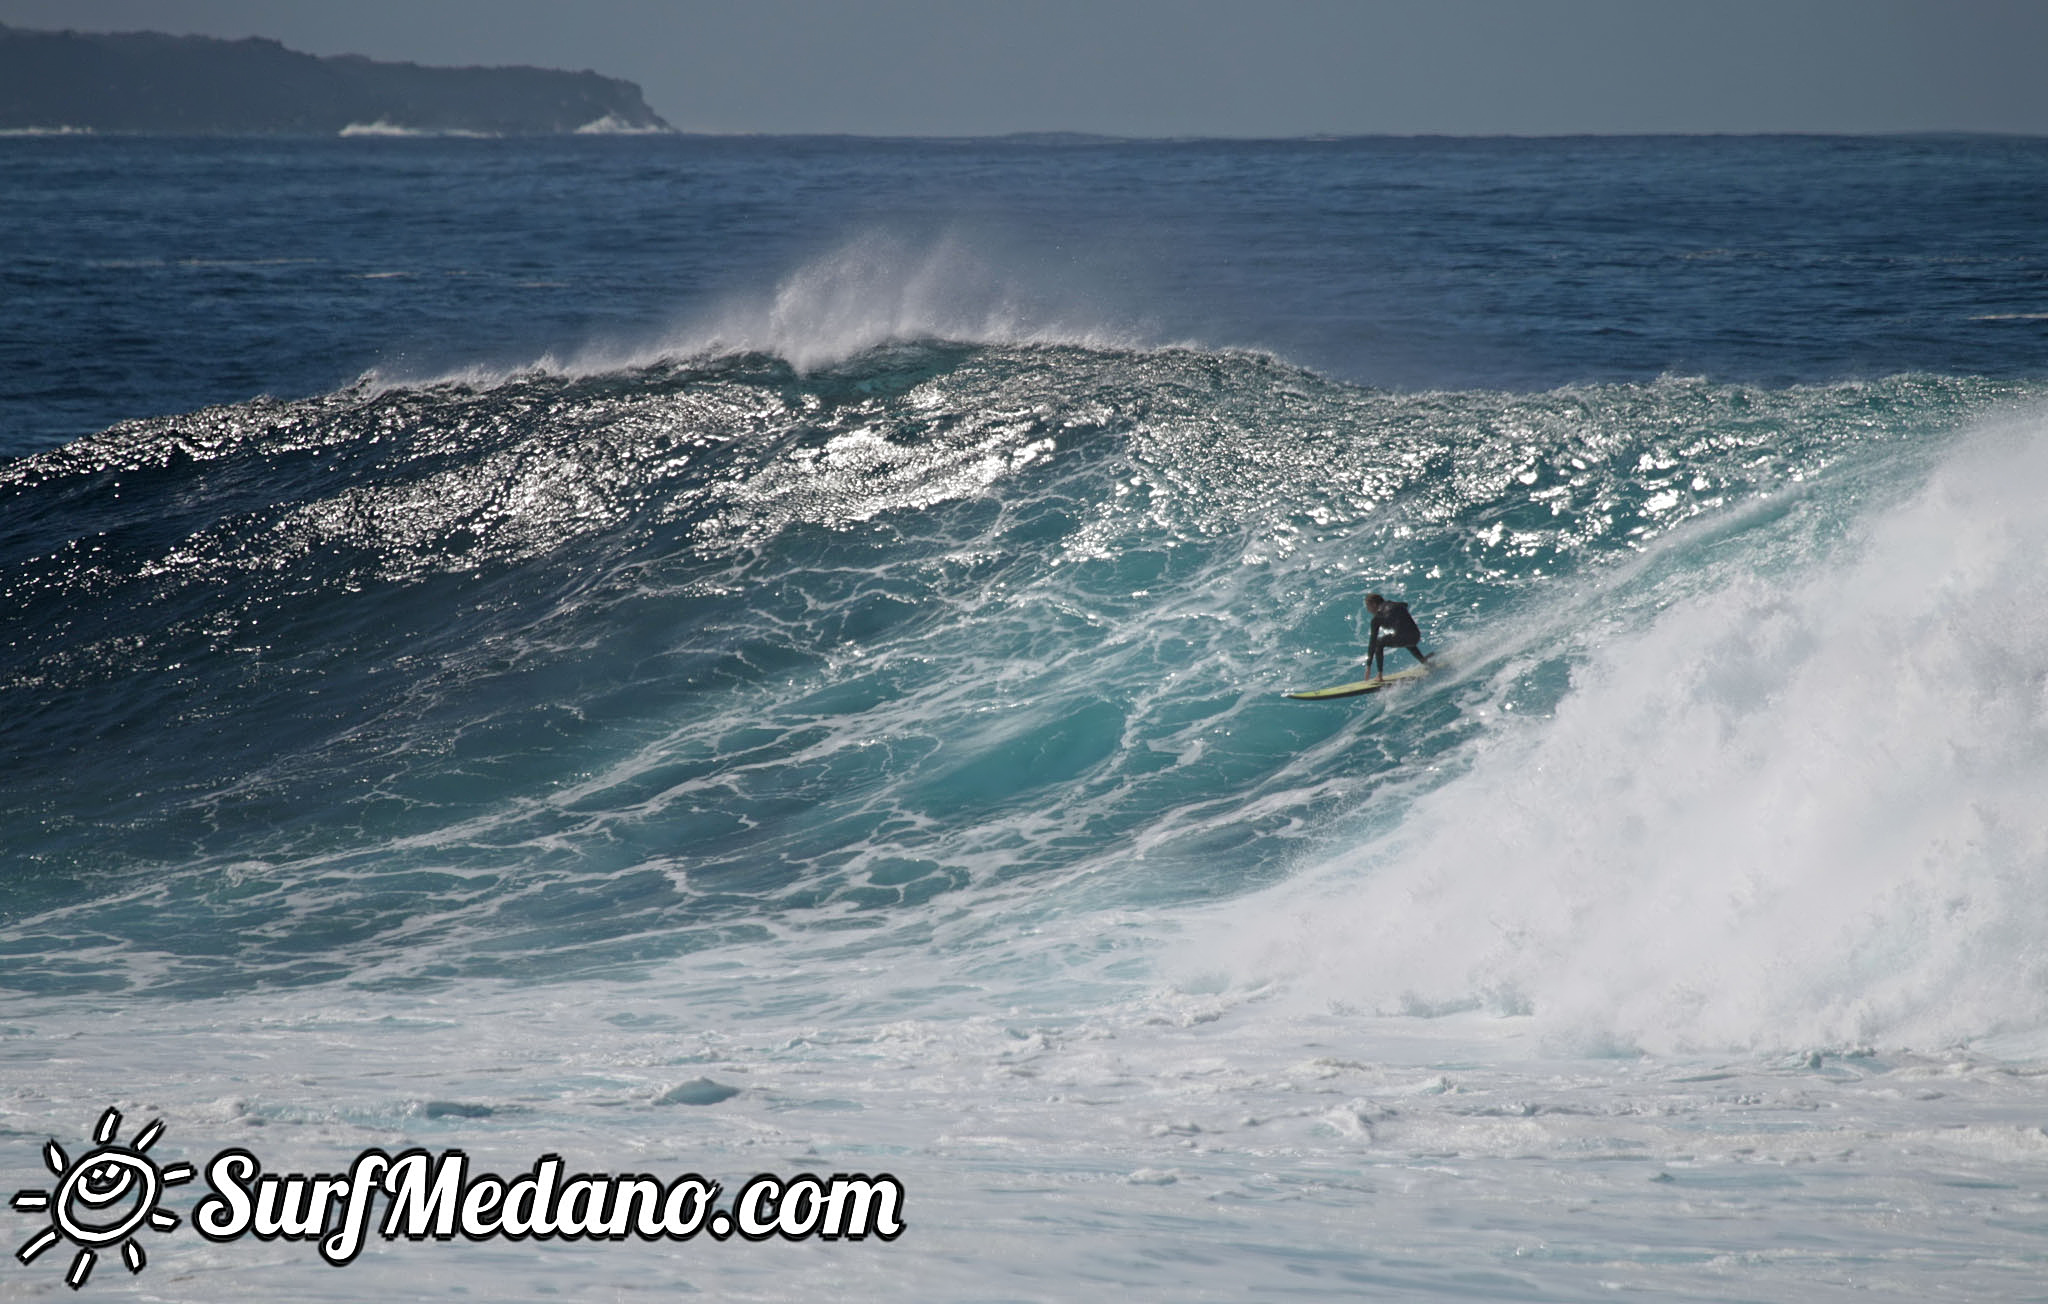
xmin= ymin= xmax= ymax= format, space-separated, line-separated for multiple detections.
xmin=5 ymin=134 xmax=2048 ymax=1300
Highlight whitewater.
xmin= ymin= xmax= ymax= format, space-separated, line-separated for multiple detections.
xmin=4 ymin=134 xmax=2048 ymax=1300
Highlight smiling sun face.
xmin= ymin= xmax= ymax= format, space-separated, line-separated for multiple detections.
xmin=12 ymin=1108 xmax=195 ymax=1289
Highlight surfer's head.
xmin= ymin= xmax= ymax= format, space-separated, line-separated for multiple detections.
xmin=1365 ymin=593 xmax=1384 ymax=612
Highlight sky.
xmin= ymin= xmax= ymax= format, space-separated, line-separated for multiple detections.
xmin=3 ymin=0 xmax=2046 ymax=137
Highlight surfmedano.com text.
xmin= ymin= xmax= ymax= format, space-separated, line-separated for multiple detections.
xmin=194 ymin=1148 xmax=906 ymax=1264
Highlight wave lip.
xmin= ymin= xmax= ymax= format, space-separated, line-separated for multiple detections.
xmin=368 ymin=232 xmax=1157 ymax=393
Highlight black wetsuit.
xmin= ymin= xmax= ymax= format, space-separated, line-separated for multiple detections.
xmin=1368 ymin=600 xmax=1427 ymax=677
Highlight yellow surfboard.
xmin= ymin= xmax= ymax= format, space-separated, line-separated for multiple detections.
xmin=1284 ymin=664 xmax=1430 ymax=700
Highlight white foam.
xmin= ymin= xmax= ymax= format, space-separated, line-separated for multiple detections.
xmin=1200 ymin=410 xmax=2048 ymax=1054
xmin=337 ymin=121 xmax=496 ymax=139
xmin=572 ymin=113 xmax=671 ymax=136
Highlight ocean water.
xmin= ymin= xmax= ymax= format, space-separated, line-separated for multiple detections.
xmin=4 ymin=134 xmax=2048 ymax=1300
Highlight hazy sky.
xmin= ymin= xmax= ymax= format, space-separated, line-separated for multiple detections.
xmin=4 ymin=0 xmax=2046 ymax=136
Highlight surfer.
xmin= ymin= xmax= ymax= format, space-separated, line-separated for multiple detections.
xmin=1365 ymin=592 xmax=1430 ymax=681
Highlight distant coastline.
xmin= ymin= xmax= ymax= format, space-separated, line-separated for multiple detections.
xmin=0 ymin=24 xmax=670 ymax=136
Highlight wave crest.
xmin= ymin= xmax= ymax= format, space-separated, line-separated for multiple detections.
xmin=369 ymin=232 xmax=1152 ymax=391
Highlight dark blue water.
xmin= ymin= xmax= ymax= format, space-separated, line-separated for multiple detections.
xmin=5 ymin=134 xmax=2046 ymax=457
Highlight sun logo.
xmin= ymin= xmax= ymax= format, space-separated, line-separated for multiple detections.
xmin=12 ymin=1108 xmax=194 ymax=1289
